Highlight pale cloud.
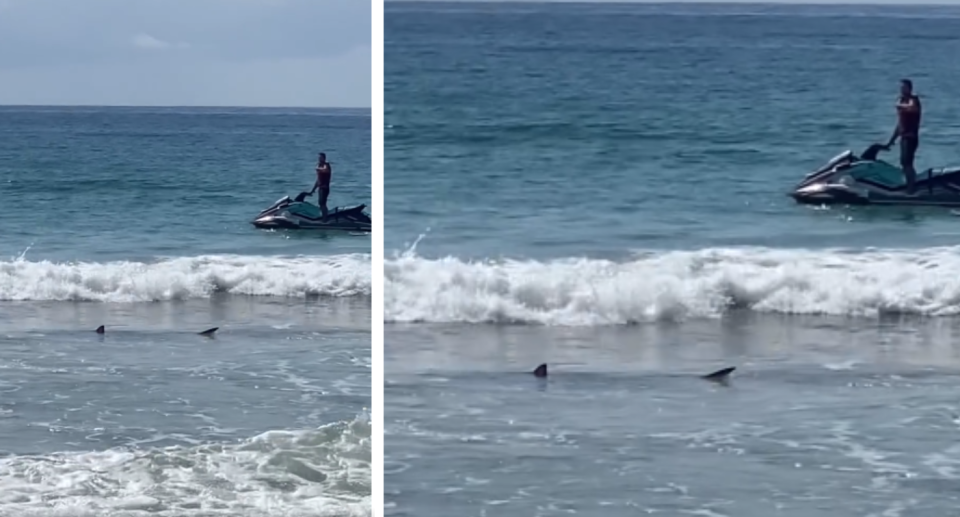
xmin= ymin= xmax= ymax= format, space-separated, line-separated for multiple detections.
xmin=132 ymin=33 xmax=188 ymax=50
xmin=0 ymin=0 xmax=371 ymax=107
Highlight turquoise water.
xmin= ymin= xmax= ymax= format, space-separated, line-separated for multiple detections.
xmin=385 ymin=2 xmax=960 ymax=260
xmin=0 ymin=106 xmax=371 ymax=515
xmin=1 ymin=106 xmax=371 ymax=262
xmin=385 ymin=3 xmax=960 ymax=516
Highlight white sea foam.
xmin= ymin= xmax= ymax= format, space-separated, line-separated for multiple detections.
xmin=385 ymin=246 xmax=960 ymax=325
xmin=0 ymin=254 xmax=370 ymax=302
xmin=0 ymin=416 xmax=371 ymax=517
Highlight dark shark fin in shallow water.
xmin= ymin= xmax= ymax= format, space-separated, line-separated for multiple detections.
xmin=532 ymin=363 xmax=547 ymax=378
xmin=95 ymin=325 xmax=105 ymax=334
xmin=198 ymin=327 xmax=218 ymax=337
xmin=701 ymin=366 xmax=735 ymax=385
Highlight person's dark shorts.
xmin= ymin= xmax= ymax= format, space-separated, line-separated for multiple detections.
xmin=318 ymin=186 xmax=330 ymax=207
xmin=900 ymin=136 xmax=919 ymax=169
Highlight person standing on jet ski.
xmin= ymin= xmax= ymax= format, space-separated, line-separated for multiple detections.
xmin=883 ymin=79 xmax=922 ymax=195
xmin=310 ymin=152 xmax=332 ymax=219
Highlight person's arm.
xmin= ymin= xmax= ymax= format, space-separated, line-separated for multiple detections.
xmin=897 ymin=96 xmax=920 ymax=113
xmin=885 ymin=124 xmax=900 ymax=148
xmin=887 ymin=97 xmax=920 ymax=147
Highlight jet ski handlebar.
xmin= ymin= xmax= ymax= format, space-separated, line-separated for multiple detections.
xmin=860 ymin=143 xmax=889 ymax=161
xmin=294 ymin=191 xmax=311 ymax=202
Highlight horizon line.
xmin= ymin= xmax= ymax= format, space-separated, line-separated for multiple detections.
xmin=386 ymin=0 xmax=960 ymax=5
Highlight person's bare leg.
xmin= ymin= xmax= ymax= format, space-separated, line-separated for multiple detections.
xmin=905 ymin=166 xmax=916 ymax=195
xmin=320 ymin=188 xmax=329 ymax=220
xmin=900 ymin=137 xmax=919 ymax=195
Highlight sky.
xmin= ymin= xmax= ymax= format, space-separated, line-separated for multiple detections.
xmin=0 ymin=0 xmax=371 ymax=107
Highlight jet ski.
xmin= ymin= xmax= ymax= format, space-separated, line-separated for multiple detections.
xmin=791 ymin=143 xmax=960 ymax=206
xmin=251 ymin=192 xmax=371 ymax=231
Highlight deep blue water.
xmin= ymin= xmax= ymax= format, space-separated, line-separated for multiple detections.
xmin=386 ymin=1 xmax=960 ymax=261
xmin=385 ymin=3 xmax=960 ymax=517
xmin=1 ymin=106 xmax=371 ymax=262
xmin=0 ymin=106 xmax=371 ymax=516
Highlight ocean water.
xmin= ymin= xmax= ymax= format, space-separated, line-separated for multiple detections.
xmin=0 ymin=106 xmax=371 ymax=516
xmin=385 ymin=2 xmax=960 ymax=516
